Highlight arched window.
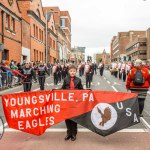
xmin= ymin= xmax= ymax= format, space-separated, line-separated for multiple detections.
xmin=36 ymin=9 xmax=41 ymax=18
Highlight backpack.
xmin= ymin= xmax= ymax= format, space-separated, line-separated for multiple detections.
xmin=133 ymin=70 xmax=145 ymax=86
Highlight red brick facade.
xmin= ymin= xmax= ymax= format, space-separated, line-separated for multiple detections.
xmin=0 ymin=0 xmax=22 ymax=62
xmin=0 ymin=0 xmax=71 ymax=63
xmin=110 ymin=31 xmax=146 ymax=61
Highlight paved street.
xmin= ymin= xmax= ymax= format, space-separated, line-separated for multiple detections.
xmin=0 ymin=70 xmax=150 ymax=150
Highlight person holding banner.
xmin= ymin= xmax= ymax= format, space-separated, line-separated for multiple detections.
xmin=61 ymin=64 xmax=83 ymax=141
xmin=37 ymin=61 xmax=50 ymax=90
xmin=21 ymin=62 xmax=37 ymax=92
xmin=126 ymin=59 xmax=150 ymax=117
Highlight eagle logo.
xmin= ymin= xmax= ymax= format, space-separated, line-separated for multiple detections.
xmin=8 ymin=0 xmax=13 ymax=6
xmin=97 ymin=107 xmax=111 ymax=126
xmin=91 ymin=103 xmax=118 ymax=130
xmin=0 ymin=117 xmax=4 ymax=140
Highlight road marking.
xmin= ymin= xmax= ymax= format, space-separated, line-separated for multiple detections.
xmin=2 ymin=128 xmax=147 ymax=133
xmin=14 ymin=91 xmax=22 ymax=93
xmin=113 ymin=82 xmax=121 ymax=85
xmin=107 ymin=81 xmax=111 ymax=84
xmin=140 ymin=117 xmax=150 ymax=130
xmin=97 ymin=82 xmax=100 ymax=85
xmin=111 ymin=86 xmax=118 ymax=92
xmin=33 ymin=88 xmax=40 ymax=91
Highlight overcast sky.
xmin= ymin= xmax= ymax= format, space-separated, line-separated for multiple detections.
xmin=42 ymin=0 xmax=150 ymax=55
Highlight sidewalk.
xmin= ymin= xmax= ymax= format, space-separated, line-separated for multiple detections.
xmin=1 ymin=132 xmax=150 ymax=150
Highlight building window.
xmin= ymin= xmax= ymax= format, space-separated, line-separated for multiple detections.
xmin=11 ymin=18 xmax=15 ymax=31
xmin=50 ymin=37 xmax=52 ymax=46
xmin=36 ymin=9 xmax=41 ymax=18
xmin=39 ymin=29 xmax=41 ymax=40
xmin=33 ymin=24 xmax=36 ymax=37
xmin=53 ymin=40 xmax=56 ymax=49
xmin=6 ymin=14 xmax=10 ymax=29
xmin=42 ymin=52 xmax=43 ymax=61
xmin=60 ymin=18 xmax=65 ymax=27
xmin=41 ymin=31 xmax=43 ymax=41
xmin=36 ymin=26 xmax=38 ymax=38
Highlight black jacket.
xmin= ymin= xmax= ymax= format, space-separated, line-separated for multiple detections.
xmin=61 ymin=76 xmax=83 ymax=89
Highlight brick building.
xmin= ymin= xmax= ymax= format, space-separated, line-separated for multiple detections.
xmin=110 ymin=31 xmax=146 ymax=62
xmin=96 ymin=49 xmax=110 ymax=64
xmin=0 ymin=0 xmax=22 ymax=62
xmin=126 ymin=37 xmax=147 ymax=61
xmin=71 ymin=46 xmax=85 ymax=63
xmin=147 ymin=28 xmax=150 ymax=61
xmin=18 ymin=0 xmax=46 ymax=62
xmin=46 ymin=7 xmax=71 ymax=62
xmin=43 ymin=8 xmax=58 ymax=63
xmin=0 ymin=1 xmax=71 ymax=63
xmin=60 ymin=11 xmax=71 ymax=61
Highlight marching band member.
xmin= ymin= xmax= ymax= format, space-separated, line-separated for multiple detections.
xmin=85 ymin=61 xmax=92 ymax=89
xmin=37 ymin=61 xmax=50 ymax=90
xmin=118 ymin=61 xmax=122 ymax=79
xmin=52 ymin=63 xmax=59 ymax=85
xmin=21 ymin=62 xmax=37 ymax=92
xmin=121 ymin=61 xmax=127 ymax=82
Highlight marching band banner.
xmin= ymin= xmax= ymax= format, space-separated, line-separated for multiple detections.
xmin=2 ymin=90 xmax=140 ymax=136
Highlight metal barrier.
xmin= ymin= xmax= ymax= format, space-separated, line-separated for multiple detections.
xmin=1 ymin=72 xmax=9 ymax=88
xmin=0 ymin=72 xmax=23 ymax=90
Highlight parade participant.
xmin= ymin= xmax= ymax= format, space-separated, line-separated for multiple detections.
xmin=99 ymin=62 xmax=105 ymax=76
xmin=37 ymin=61 xmax=50 ymax=90
xmin=93 ymin=62 xmax=98 ymax=75
xmin=62 ymin=63 xmax=68 ymax=79
xmin=52 ymin=63 xmax=59 ymax=85
xmin=118 ymin=61 xmax=122 ymax=79
xmin=57 ymin=63 xmax=62 ymax=83
xmin=61 ymin=63 xmax=64 ymax=79
xmin=126 ymin=59 xmax=150 ymax=117
xmin=78 ymin=61 xmax=82 ymax=77
xmin=21 ymin=62 xmax=37 ymax=92
xmin=91 ymin=62 xmax=94 ymax=82
xmin=61 ymin=64 xmax=83 ymax=141
xmin=121 ymin=61 xmax=127 ymax=82
xmin=81 ymin=62 xmax=85 ymax=76
xmin=85 ymin=61 xmax=92 ymax=89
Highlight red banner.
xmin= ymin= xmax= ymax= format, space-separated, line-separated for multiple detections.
xmin=2 ymin=90 xmax=137 ymax=136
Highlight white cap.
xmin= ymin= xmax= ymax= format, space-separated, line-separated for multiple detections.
xmin=134 ymin=59 xmax=142 ymax=67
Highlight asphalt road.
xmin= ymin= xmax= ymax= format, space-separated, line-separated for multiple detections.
xmin=0 ymin=70 xmax=150 ymax=150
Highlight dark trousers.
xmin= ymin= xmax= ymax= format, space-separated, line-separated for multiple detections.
xmin=65 ymin=119 xmax=77 ymax=136
xmin=54 ymin=73 xmax=58 ymax=85
xmin=118 ymin=69 xmax=122 ymax=79
xmin=94 ymin=68 xmax=97 ymax=75
xmin=62 ymin=72 xmax=66 ymax=79
xmin=138 ymin=98 xmax=145 ymax=115
xmin=38 ymin=76 xmax=45 ymax=90
xmin=58 ymin=73 xmax=62 ymax=82
xmin=122 ymin=71 xmax=126 ymax=82
xmin=100 ymin=68 xmax=104 ymax=76
xmin=79 ymin=69 xmax=82 ymax=77
xmin=23 ymin=82 xmax=32 ymax=92
xmin=81 ymin=68 xmax=84 ymax=76
xmin=86 ymin=73 xmax=91 ymax=88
